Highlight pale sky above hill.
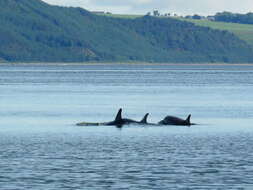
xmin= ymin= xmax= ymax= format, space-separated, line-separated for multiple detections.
xmin=42 ymin=0 xmax=253 ymax=16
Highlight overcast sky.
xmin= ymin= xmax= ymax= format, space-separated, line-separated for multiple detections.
xmin=42 ymin=0 xmax=253 ymax=16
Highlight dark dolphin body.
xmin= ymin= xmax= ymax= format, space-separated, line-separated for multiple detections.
xmin=76 ymin=109 xmax=149 ymax=127
xmin=76 ymin=109 xmax=196 ymax=127
xmin=158 ymin=114 xmax=195 ymax=126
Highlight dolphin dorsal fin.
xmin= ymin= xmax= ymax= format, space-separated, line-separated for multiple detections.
xmin=186 ymin=114 xmax=191 ymax=124
xmin=114 ymin=108 xmax=122 ymax=121
xmin=140 ymin=113 xmax=149 ymax=123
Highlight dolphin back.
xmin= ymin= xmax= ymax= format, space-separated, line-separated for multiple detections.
xmin=186 ymin=114 xmax=191 ymax=124
xmin=158 ymin=115 xmax=193 ymax=126
xmin=140 ymin=113 xmax=149 ymax=123
xmin=76 ymin=122 xmax=101 ymax=126
xmin=114 ymin=108 xmax=123 ymax=122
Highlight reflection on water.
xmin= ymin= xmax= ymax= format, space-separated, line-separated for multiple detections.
xmin=0 ymin=63 xmax=253 ymax=189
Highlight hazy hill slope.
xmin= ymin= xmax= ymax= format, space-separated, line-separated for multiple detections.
xmin=0 ymin=0 xmax=253 ymax=63
xmin=98 ymin=13 xmax=253 ymax=49
xmin=181 ymin=19 xmax=253 ymax=48
xmin=126 ymin=16 xmax=253 ymax=62
xmin=0 ymin=57 xmax=6 ymax=62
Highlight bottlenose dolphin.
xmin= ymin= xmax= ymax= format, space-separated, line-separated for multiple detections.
xmin=158 ymin=114 xmax=195 ymax=126
xmin=76 ymin=109 xmax=149 ymax=127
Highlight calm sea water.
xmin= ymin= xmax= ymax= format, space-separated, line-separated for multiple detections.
xmin=1 ymin=63 xmax=253 ymax=189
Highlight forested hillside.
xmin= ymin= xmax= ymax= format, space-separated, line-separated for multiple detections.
xmin=181 ymin=18 xmax=253 ymax=48
xmin=214 ymin=12 xmax=253 ymax=25
xmin=0 ymin=0 xmax=253 ymax=63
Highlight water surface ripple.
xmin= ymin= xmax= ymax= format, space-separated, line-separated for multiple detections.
xmin=0 ymin=64 xmax=253 ymax=189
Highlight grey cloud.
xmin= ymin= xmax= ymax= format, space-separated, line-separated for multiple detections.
xmin=43 ymin=0 xmax=253 ymax=15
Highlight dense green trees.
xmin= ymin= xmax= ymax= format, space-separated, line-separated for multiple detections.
xmin=0 ymin=0 xmax=253 ymax=63
xmin=215 ymin=12 xmax=253 ymax=25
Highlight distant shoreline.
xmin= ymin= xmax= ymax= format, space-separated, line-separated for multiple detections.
xmin=1 ymin=62 xmax=253 ymax=66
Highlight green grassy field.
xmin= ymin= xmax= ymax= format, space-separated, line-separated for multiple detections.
xmin=181 ymin=19 xmax=253 ymax=47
